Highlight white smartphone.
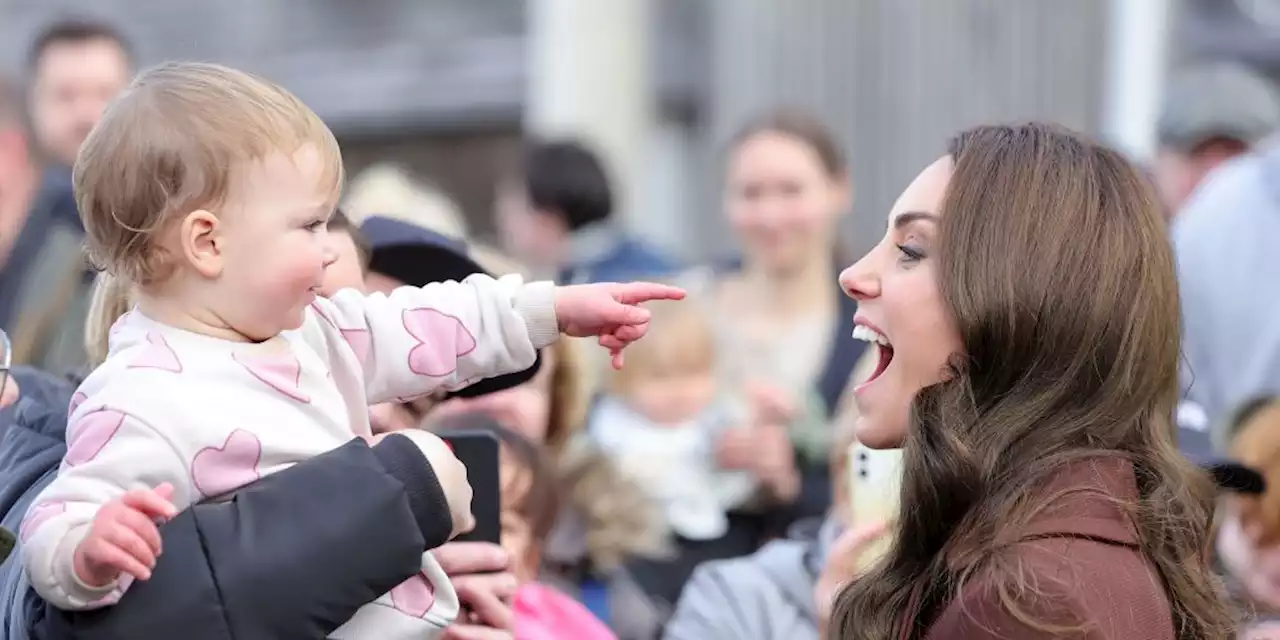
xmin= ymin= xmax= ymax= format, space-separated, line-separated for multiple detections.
xmin=848 ymin=442 xmax=903 ymax=571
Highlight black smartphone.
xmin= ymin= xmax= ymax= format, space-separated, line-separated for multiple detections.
xmin=440 ymin=429 xmax=502 ymax=544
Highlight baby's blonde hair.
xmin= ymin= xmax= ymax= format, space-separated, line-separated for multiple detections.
xmin=84 ymin=272 xmax=133 ymax=367
xmin=609 ymin=299 xmax=715 ymax=394
xmin=75 ymin=61 xmax=344 ymax=286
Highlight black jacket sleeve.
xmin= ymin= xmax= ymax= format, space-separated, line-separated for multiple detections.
xmin=32 ymin=435 xmax=453 ymax=640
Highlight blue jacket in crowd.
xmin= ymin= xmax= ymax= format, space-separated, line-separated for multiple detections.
xmin=556 ymin=223 xmax=681 ymax=285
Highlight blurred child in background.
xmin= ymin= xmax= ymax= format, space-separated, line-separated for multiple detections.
xmin=1213 ymin=396 xmax=1280 ymax=638
xmin=588 ymin=300 xmax=757 ymax=542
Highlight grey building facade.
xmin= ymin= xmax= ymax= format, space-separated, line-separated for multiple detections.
xmin=2 ymin=0 xmax=1158 ymax=259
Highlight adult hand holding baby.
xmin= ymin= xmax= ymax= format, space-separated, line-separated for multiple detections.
xmin=554 ymin=282 xmax=686 ymax=369
xmin=365 ymin=431 xmax=476 ymax=538
xmin=73 ymin=483 xmax=178 ymax=587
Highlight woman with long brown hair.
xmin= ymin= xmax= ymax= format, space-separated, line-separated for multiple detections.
xmin=828 ymin=123 xmax=1233 ymax=638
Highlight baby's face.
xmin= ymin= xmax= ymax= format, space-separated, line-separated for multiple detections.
xmin=1219 ymin=504 xmax=1280 ymax=610
xmin=624 ymin=367 xmax=717 ymax=425
xmin=198 ymin=145 xmax=339 ymax=340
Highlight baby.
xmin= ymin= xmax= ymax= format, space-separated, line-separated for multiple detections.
xmin=589 ymin=299 xmax=755 ymax=541
xmin=19 ymin=62 xmax=681 ymax=639
xmin=1214 ymin=397 xmax=1280 ymax=637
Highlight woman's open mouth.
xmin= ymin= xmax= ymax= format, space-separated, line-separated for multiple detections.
xmin=852 ymin=322 xmax=894 ymax=392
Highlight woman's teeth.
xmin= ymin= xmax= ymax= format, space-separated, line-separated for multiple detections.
xmin=852 ymin=324 xmax=891 ymax=346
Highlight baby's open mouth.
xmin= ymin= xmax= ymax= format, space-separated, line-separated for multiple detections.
xmin=853 ymin=323 xmax=894 ymax=386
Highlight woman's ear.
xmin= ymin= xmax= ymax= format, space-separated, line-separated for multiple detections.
xmin=180 ymin=209 xmax=224 ymax=279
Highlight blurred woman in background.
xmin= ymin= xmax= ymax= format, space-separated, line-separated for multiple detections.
xmin=698 ymin=109 xmax=866 ymax=519
xmin=644 ymin=111 xmax=866 ymax=605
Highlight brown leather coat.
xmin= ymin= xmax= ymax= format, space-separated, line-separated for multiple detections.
xmin=921 ymin=458 xmax=1176 ymax=640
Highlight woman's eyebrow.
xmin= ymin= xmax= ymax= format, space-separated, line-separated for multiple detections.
xmin=892 ymin=211 xmax=939 ymax=229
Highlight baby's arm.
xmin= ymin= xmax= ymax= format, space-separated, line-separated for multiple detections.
xmin=21 ymin=405 xmax=191 ymax=610
xmin=314 ymin=274 xmax=558 ymax=404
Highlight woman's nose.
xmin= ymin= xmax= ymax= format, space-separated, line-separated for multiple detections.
xmin=839 ymin=257 xmax=879 ymax=300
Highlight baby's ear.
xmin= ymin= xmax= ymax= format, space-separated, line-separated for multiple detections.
xmin=0 ymin=527 xmax=14 ymax=564
xmin=180 ymin=209 xmax=224 ymax=278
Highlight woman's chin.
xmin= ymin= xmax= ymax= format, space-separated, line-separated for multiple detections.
xmin=853 ymin=415 xmax=906 ymax=450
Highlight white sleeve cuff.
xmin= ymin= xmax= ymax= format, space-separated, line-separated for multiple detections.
xmin=514 ymin=281 xmax=559 ymax=350
xmin=54 ymin=525 xmax=120 ymax=604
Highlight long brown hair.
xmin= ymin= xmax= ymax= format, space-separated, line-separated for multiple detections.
xmin=831 ymin=124 xmax=1231 ymax=638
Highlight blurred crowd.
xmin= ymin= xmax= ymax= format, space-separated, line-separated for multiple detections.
xmin=3 ymin=13 xmax=1280 ymax=640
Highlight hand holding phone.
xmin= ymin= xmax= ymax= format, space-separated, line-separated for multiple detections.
xmin=440 ymin=430 xmax=502 ymax=544
xmin=848 ymin=443 xmax=902 ymax=571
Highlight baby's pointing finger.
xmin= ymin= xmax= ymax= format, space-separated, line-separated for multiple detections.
xmin=613 ymin=324 xmax=646 ymax=342
xmin=612 ymin=283 xmax=687 ymax=305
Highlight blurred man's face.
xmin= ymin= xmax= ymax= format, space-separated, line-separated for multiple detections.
xmin=494 ymin=180 xmax=565 ymax=271
xmin=29 ymin=38 xmax=131 ymax=167
xmin=1154 ymin=137 xmax=1249 ymax=218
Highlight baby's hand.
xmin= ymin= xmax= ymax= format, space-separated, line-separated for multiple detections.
xmin=73 ymin=483 xmax=177 ymax=587
xmin=554 ymin=282 xmax=687 ymax=368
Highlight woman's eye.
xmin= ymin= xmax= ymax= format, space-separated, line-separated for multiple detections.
xmin=896 ymin=243 xmax=925 ymax=262
xmin=778 ymin=181 xmax=804 ymax=198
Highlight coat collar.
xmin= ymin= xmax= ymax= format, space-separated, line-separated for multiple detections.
xmin=1018 ymin=455 xmax=1141 ymax=546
